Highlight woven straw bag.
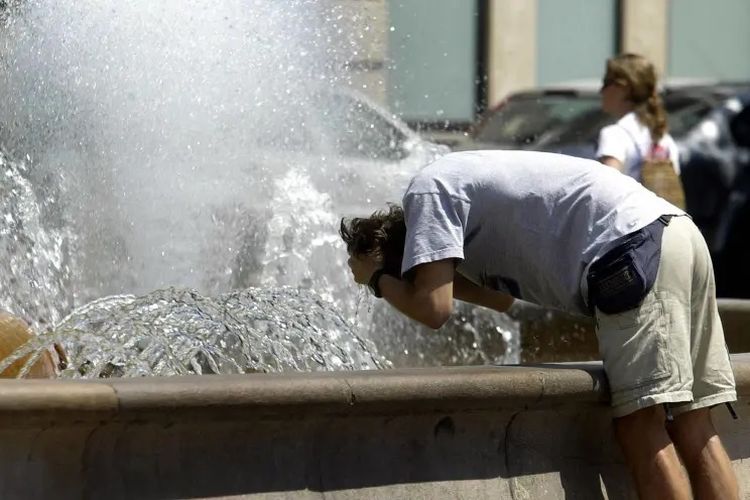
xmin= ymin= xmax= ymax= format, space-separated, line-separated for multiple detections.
xmin=641 ymin=156 xmax=686 ymax=209
xmin=620 ymin=125 xmax=686 ymax=209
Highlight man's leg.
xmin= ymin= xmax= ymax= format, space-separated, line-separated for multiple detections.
xmin=667 ymin=408 xmax=739 ymax=500
xmin=667 ymin=216 xmax=739 ymax=499
xmin=614 ymin=405 xmax=691 ymax=500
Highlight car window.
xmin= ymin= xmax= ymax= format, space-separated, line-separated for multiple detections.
xmin=664 ymin=95 xmax=716 ymax=139
xmin=317 ymin=93 xmax=408 ymax=160
xmin=474 ymin=93 xmax=602 ymax=146
xmin=540 ymin=108 xmax=613 ymax=147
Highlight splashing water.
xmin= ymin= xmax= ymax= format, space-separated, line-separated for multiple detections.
xmin=0 ymin=286 xmax=389 ymax=378
xmin=2 ymin=0 xmax=366 ymax=297
xmin=0 ymin=0 xmax=517 ymax=376
xmin=0 ymin=151 xmax=73 ymax=328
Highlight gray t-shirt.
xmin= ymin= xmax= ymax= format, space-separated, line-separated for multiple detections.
xmin=401 ymin=150 xmax=684 ymax=315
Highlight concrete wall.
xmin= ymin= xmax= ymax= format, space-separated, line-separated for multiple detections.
xmin=0 ymin=356 xmax=748 ymax=499
xmin=387 ymin=0 xmax=477 ymax=122
xmin=668 ymin=0 xmax=750 ymax=81
xmin=621 ymin=0 xmax=669 ymax=76
xmin=486 ymin=0 xmax=537 ymax=109
xmin=536 ymin=0 xmax=618 ymax=87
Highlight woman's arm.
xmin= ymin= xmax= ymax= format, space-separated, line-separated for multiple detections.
xmin=599 ymin=155 xmax=625 ymax=172
xmin=596 ymin=125 xmax=627 ymax=172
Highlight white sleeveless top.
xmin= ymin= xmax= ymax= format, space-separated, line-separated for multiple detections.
xmin=596 ymin=112 xmax=680 ymax=179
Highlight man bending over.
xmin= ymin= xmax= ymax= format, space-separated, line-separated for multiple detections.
xmin=340 ymin=150 xmax=738 ymax=500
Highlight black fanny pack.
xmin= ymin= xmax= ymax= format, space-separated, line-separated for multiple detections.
xmin=587 ymin=215 xmax=673 ymax=315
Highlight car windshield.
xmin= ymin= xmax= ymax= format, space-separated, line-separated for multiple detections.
xmin=246 ymin=91 xmax=410 ymax=158
xmin=664 ymin=93 xmax=721 ymax=139
xmin=474 ymin=92 xmax=602 ymax=146
xmin=316 ymin=92 xmax=409 ymax=160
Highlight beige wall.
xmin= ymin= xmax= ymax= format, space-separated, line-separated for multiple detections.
xmin=486 ymin=0 xmax=538 ymax=107
xmin=620 ymin=0 xmax=669 ymax=77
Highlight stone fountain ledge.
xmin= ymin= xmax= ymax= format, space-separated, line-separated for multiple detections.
xmin=0 ymin=355 xmax=746 ymax=420
xmin=0 ymin=356 xmax=748 ymax=499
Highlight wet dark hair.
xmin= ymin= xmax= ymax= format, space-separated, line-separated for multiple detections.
xmin=339 ymin=204 xmax=407 ymax=277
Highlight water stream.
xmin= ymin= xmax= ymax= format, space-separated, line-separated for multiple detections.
xmin=0 ymin=0 xmax=518 ymax=377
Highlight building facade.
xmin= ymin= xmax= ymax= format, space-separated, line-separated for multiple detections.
xmin=343 ymin=0 xmax=750 ymax=126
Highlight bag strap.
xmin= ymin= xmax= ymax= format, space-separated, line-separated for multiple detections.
xmin=619 ymin=123 xmax=669 ymax=161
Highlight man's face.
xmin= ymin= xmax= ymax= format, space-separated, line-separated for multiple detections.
xmin=347 ymin=251 xmax=381 ymax=285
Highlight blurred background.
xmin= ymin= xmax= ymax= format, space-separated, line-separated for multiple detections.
xmin=344 ymin=0 xmax=750 ymax=299
xmin=349 ymin=0 xmax=749 ymax=126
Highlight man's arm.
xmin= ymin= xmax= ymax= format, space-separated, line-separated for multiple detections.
xmin=452 ymin=272 xmax=514 ymax=314
xmin=346 ymin=252 xmax=455 ymax=329
xmin=348 ymin=255 xmax=513 ymax=330
xmin=377 ymin=262 xmax=514 ymax=329
xmin=377 ymin=259 xmax=455 ymax=330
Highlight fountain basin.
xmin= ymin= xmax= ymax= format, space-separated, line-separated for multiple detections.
xmin=0 ymin=356 xmax=748 ymax=499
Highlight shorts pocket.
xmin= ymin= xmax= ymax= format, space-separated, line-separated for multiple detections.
xmin=596 ymin=299 xmax=671 ymax=394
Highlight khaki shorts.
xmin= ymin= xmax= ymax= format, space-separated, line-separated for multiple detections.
xmin=594 ymin=216 xmax=737 ymax=418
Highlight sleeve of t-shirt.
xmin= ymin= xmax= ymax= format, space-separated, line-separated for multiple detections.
xmin=401 ymin=191 xmax=468 ymax=276
xmin=596 ymin=125 xmax=629 ymax=163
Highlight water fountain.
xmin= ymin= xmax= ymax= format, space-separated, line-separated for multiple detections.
xmin=0 ymin=0 xmax=515 ymax=377
xmin=0 ymin=3 xmax=747 ymax=498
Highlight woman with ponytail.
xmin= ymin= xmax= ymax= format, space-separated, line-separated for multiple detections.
xmin=597 ymin=53 xmax=680 ymax=180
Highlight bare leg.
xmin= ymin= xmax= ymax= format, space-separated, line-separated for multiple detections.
xmin=667 ymin=408 xmax=739 ymax=500
xmin=614 ymin=405 xmax=692 ymax=500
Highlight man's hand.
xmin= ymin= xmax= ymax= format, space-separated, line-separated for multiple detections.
xmin=347 ymin=253 xmax=382 ymax=285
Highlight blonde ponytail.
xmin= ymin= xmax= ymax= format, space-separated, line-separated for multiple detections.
xmin=605 ymin=53 xmax=669 ymax=141
xmin=635 ymin=93 xmax=668 ymax=142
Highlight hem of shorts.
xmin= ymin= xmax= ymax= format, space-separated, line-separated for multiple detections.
xmin=670 ymin=391 xmax=738 ymax=416
xmin=611 ymin=390 xmax=693 ymax=418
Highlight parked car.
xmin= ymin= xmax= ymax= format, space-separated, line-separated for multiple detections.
xmin=464 ymin=81 xmax=750 ymax=297
xmin=306 ymin=87 xmax=450 ymax=213
xmin=679 ymin=90 xmax=750 ymax=298
xmin=464 ymin=80 xmax=749 ymax=155
xmin=467 ymin=82 xmax=605 ymax=156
